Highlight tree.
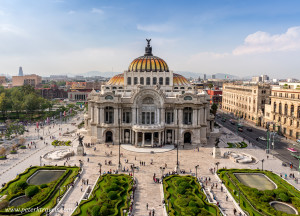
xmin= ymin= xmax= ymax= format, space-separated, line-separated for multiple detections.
xmin=0 ymin=147 xmax=6 ymax=156
xmin=24 ymin=93 xmax=40 ymax=118
xmin=208 ymin=83 xmax=214 ymax=89
xmin=210 ymin=103 xmax=218 ymax=116
xmin=0 ymin=92 xmax=10 ymax=119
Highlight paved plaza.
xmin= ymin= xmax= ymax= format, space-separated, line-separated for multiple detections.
xmin=1 ymin=112 xmax=300 ymax=216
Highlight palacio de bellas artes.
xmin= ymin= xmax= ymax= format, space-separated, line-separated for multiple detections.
xmin=85 ymin=39 xmax=217 ymax=147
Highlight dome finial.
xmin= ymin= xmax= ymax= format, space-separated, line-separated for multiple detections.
xmin=144 ymin=38 xmax=153 ymax=56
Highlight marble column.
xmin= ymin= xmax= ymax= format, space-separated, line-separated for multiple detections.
xmin=100 ymin=108 xmax=104 ymax=124
xmin=192 ymin=109 xmax=197 ymax=126
xmin=97 ymin=108 xmax=100 ymax=124
xmin=151 ymin=132 xmax=154 ymax=147
xmin=142 ymin=132 xmax=145 ymax=147
xmin=132 ymin=107 xmax=136 ymax=125
xmin=158 ymin=132 xmax=161 ymax=146
xmin=135 ymin=132 xmax=138 ymax=147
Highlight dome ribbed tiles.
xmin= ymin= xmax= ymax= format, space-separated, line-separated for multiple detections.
xmin=128 ymin=56 xmax=169 ymax=72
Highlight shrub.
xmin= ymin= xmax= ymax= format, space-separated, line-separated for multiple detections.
xmin=278 ymin=192 xmax=290 ymax=202
xmin=100 ymin=205 xmax=110 ymax=215
xmin=107 ymin=191 xmax=118 ymax=200
xmin=91 ymin=205 xmax=100 ymax=216
xmin=0 ymin=200 xmax=9 ymax=210
xmin=0 ymin=155 xmax=6 ymax=160
xmin=19 ymin=145 xmax=26 ymax=149
xmin=25 ymin=185 xmax=40 ymax=198
xmin=176 ymin=186 xmax=186 ymax=195
xmin=16 ymin=180 xmax=28 ymax=190
xmin=40 ymin=184 xmax=48 ymax=189
xmin=105 ymin=183 xmax=121 ymax=193
xmin=10 ymin=150 xmax=17 ymax=154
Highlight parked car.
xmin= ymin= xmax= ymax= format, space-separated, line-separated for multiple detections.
xmin=246 ymin=128 xmax=253 ymax=132
xmin=238 ymin=127 xmax=243 ymax=132
xmin=258 ymin=136 xmax=267 ymax=141
xmin=297 ymin=139 xmax=300 ymax=144
xmin=221 ymin=118 xmax=226 ymax=122
xmin=287 ymin=147 xmax=297 ymax=153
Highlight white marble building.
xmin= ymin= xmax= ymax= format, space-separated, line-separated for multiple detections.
xmin=85 ymin=40 xmax=214 ymax=147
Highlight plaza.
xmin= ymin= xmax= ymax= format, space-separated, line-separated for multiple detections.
xmin=0 ymin=108 xmax=299 ymax=215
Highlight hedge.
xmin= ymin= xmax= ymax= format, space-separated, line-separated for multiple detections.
xmin=218 ymin=169 xmax=300 ymax=216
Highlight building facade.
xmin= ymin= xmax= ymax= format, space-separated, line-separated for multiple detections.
xmin=206 ymin=89 xmax=222 ymax=105
xmin=12 ymin=74 xmax=42 ymax=87
xmin=222 ymin=83 xmax=271 ymax=126
xmin=85 ymin=41 xmax=214 ymax=146
xmin=264 ymin=86 xmax=300 ymax=140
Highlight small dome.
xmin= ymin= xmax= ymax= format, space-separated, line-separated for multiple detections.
xmin=128 ymin=39 xmax=169 ymax=72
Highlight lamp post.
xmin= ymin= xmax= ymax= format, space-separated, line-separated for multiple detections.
xmin=261 ymin=159 xmax=264 ymax=171
xmin=98 ymin=163 xmax=102 ymax=176
xmin=40 ymin=156 xmax=42 ymax=166
xmin=160 ymin=166 xmax=165 ymax=179
xmin=132 ymin=164 xmax=135 ymax=179
xmin=195 ymin=165 xmax=199 ymax=179
xmin=215 ymin=162 xmax=220 ymax=173
xmin=176 ymin=117 xmax=179 ymax=171
xmin=118 ymin=115 xmax=121 ymax=171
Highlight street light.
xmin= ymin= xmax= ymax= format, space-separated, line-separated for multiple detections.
xmin=118 ymin=117 xmax=121 ymax=170
xmin=215 ymin=162 xmax=220 ymax=172
xmin=261 ymin=159 xmax=265 ymax=171
xmin=176 ymin=117 xmax=179 ymax=171
xmin=98 ymin=163 xmax=102 ymax=176
xmin=160 ymin=166 xmax=165 ymax=179
xmin=195 ymin=165 xmax=199 ymax=179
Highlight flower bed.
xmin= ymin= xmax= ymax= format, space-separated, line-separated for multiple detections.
xmin=72 ymin=174 xmax=133 ymax=216
xmin=163 ymin=175 xmax=220 ymax=216
xmin=51 ymin=140 xmax=71 ymax=146
xmin=227 ymin=142 xmax=247 ymax=148
xmin=0 ymin=155 xmax=6 ymax=160
xmin=218 ymin=169 xmax=300 ymax=216
xmin=0 ymin=166 xmax=80 ymax=215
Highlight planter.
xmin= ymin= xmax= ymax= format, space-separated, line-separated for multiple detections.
xmin=0 ymin=156 xmax=7 ymax=160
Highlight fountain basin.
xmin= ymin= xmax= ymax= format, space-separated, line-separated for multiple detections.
xmin=27 ymin=170 xmax=65 ymax=185
xmin=9 ymin=195 xmax=31 ymax=207
xmin=270 ymin=201 xmax=298 ymax=215
xmin=43 ymin=149 xmax=74 ymax=160
xmin=234 ymin=173 xmax=277 ymax=190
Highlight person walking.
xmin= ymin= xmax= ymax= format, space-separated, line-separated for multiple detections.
xmin=146 ymin=203 xmax=148 ymax=210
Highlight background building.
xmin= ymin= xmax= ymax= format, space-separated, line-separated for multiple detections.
xmin=264 ymin=86 xmax=300 ymax=140
xmin=206 ymin=89 xmax=222 ymax=105
xmin=222 ymin=83 xmax=271 ymax=126
xmin=12 ymin=74 xmax=42 ymax=87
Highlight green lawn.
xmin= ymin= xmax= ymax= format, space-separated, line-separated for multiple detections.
xmin=218 ymin=169 xmax=300 ymax=216
xmin=0 ymin=166 xmax=80 ymax=216
xmin=227 ymin=142 xmax=248 ymax=148
xmin=72 ymin=174 xmax=133 ymax=216
xmin=163 ymin=175 xmax=220 ymax=216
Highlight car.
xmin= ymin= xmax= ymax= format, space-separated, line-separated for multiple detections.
xmin=258 ymin=136 xmax=267 ymax=141
xmin=238 ymin=127 xmax=243 ymax=132
xmin=246 ymin=128 xmax=253 ymax=132
xmin=221 ymin=118 xmax=226 ymax=122
xmin=287 ymin=148 xmax=298 ymax=153
xmin=297 ymin=139 xmax=300 ymax=144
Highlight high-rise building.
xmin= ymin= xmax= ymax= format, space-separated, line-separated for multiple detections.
xmin=18 ymin=67 xmax=23 ymax=76
xmin=212 ymin=75 xmax=216 ymax=79
xmin=204 ymin=74 xmax=207 ymax=80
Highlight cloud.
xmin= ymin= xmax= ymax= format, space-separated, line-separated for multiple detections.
xmin=233 ymin=26 xmax=300 ymax=55
xmin=0 ymin=24 xmax=23 ymax=35
xmin=137 ymin=24 xmax=174 ymax=33
xmin=67 ymin=10 xmax=75 ymax=14
xmin=91 ymin=8 xmax=103 ymax=14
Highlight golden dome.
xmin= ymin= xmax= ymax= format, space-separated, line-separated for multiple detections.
xmin=107 ymin=73 xmax=189 ymax=86
xmin=128 ymin=56 xmax=169 ymax=72
xmin=128 ymin=39 xmax=169 ymax=72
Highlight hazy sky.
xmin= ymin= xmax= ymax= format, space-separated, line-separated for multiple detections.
xmin=1 ymin=0 xmax=300 ymax=78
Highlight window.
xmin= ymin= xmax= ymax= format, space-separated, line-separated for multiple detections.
xmin=165 ymin=111 xmax=174 ymax=124
xmin=291 ymin=94 xmax=295 ymax=99
xmin=146 ymin=77 xmax=150 ymax=85
xmin=105 ymin=107 xmax=114 ymax=124
xmin=184 ymin=96 xmax=192 ymax=100
xmin=279 ymin=103 xmax=282 ymax=114
xmin=290 ymin=120 xmax=293 ymax=126
xmin=140 ymin=77 xmax=144 ymax=85
xmin=159 ymin=77 xmax=163 ymax=85
xmin=105 ymin=95 xmax=113 ymax=100
xmin=153 ymin=77 xmax=157 ymax=85
xmin=122 ymin=111 xmax=131 ymax=123
xmin=279 ymin=93 xmax=282 ymax=97
xmin=183 ymin=107 xmax=193 ymax=125
xmin=273 ymin=102 xmax=276 ymax=113
xmin=298 ymin=106 xmax=300 ymax=118
xmin=284 ymin=104 xmax=288 ymax=115
xmin=289 ymin=130 xmax=293 ymax=136
xmin=166 ymin=77 xmax=170 ymax=85
xmin=142 ymin=112 xmax=155 ymax=124
xmin=297 ymin=132 xmax=300 ymax=139
xmin=134 ymin=77 xmax=138 ymax=85
xmin=127 ymin=77 xmax=131 ymax=85
xmin=291 ymin=105 xmax=294 ymax=116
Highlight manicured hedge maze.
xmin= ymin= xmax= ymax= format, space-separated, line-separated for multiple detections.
xmin=0 ymin=166 xmax=80 ymax=215
xmin=218 ymin=169 xmax=300 ymax=216
xmin=163 ymin=175 xmax=220 ymax=216
xmin=72 ymin=174 xmax=133 ymax=216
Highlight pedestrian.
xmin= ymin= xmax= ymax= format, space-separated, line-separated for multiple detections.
xmin=226 ymin=195 xmax=228 ymax=201
xmin=87 ymin=179 xmax=89 ymax=185
xmin=87 ymin=158 xmax=89 ymax=162
xmin=146 ymin=203 xmax=148 ymax=210
xmin=80 ymin=185 xmax=83 ymax=192
xmin=233 ymin=208 xmax=237 ymax=215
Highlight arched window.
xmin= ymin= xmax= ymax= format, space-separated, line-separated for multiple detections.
xmin=279 ymin=103 xmax=282 ymax=114
xmin=284 ymin=104 xmax=288 ymax=115
xmin=184 ymin=96 xmax=192 ymax=100
xmin=183 ymin=107 xmax=193 ymax=125
xmin=140 ymin=77 xmax=144 ymax=85
xmin=146 ymin=77 xmax=150 ymax=85
xmin=159 ymin=77 xmax=163 ymax=85
xmin=166 ymin=77 xmax=170 ymax=85
xmin=153 ymin=77 xmax=157 ymax=85
xmin=105 ymin=107 xmax=114 ymax=124
xmin=127 ymin=77 xmax=131 ymax=85
xmin=134 ymin=77 xmax=138 ymax=85
xmin=291 ymin=104 xmax=294 ymax=115
xmin=273 ymin=102 xmax=276 ymax=113
xmin=105 ymin=95 xmax=113 ymax=100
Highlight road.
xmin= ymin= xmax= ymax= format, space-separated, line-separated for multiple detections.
xmin=216 ymin=112 xmax=300 ymax=171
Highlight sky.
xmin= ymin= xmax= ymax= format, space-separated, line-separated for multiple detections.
xmin=1 ymin=0 xmax=300 ymax=79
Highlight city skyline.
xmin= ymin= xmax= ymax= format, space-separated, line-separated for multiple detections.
xmin=0 ymin=0 xmax=300 ymax=79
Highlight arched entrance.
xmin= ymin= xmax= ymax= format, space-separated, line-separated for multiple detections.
xmin=105 ymin=131 xmax=113 ymax=143
xmin=184 ymin=132 xmax=191 ymax=144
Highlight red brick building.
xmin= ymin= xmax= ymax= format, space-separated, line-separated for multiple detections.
xmin=206 ymin=89 xmax=222 ymax=105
